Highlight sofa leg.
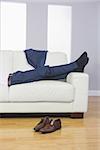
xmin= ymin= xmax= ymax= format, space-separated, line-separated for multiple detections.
xmin=70 ymin=113 xmax=84 ymax=119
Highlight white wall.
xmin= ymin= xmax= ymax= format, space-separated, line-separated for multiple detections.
xmin=97 ymin=2 xmax=100 ymax=90
xmin=71 ymin=2 xmax=98 ymax=90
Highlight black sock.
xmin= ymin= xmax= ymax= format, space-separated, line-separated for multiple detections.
xmin=75 ymin=52 xmax=89 ymax=72
xmin=76 ymin=57 xmax=89 ymax=72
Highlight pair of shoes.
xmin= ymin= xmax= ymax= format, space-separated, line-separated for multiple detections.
xmin=34 ymin=116 xmax=61 ymax=134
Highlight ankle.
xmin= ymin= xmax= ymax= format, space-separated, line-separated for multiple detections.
xmin=8 ymin=74 xmax=12 ymax=86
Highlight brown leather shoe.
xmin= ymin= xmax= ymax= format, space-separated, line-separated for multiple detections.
xmin=39 ymin=119 xmax=61 ymax=134
xmin=34 ymin=116 xmax=52 ymax=132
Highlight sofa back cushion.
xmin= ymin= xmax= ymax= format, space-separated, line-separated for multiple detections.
xmin=12 ymin=51 xmax=68 ymax=71
xmin=0 ymin=50 xmax=68 ymax=84
xmin=45 ymin=52 xmax=67 ymax=66
xmin=0 ymin=51 xmax=13 ymax=85
xmin=12 ymin=51 xmax=34 ymax=72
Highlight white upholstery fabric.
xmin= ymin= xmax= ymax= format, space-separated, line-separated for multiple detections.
xmin=12 ymin=51 xmax=34 ymax=72
xmin=45 ymin=52 xmax=67 ymax=66
xmin=12 ymin=51 xmax=67 ymax=72
xmin=0 ymin=103 xmax=73 ymax=113
xmin=0 ymin=51 xmax=13 ymax=85
xmin=0 ymin=85 xmax=8 ymax=101
xmin=67 ymin=72 xmax=89 ymax=112
xmin=9 ymin=80 xmax=74 ymax=102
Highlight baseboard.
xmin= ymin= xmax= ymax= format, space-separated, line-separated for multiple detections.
xmin=88 ymin=90 xmax=100 ymax=96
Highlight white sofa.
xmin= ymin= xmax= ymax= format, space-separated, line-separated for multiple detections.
xmin=0 ymin=50 xmax=89 ymax=118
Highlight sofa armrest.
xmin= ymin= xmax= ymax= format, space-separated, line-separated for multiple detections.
xmin=66 ymin=72 xmax=89 ymax=112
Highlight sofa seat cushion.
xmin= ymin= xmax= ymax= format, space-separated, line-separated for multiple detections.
xmin=9 ymin=80 xmax=74 ymax=102
xmin=0 ymin=85 xmax=8 ymax=101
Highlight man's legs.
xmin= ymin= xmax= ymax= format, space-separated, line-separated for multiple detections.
xmin=8 ymin=52 xmax=89 ymax=86
xmin=46 ymin=52 xmax=89 ymax=79
xmin=45 ymin=62 xmax=78 ymax=78
xmin=8 ymin=66 xmax=50 ymax=86
xmin=8 ymin=62 xmax=77 ymax=86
